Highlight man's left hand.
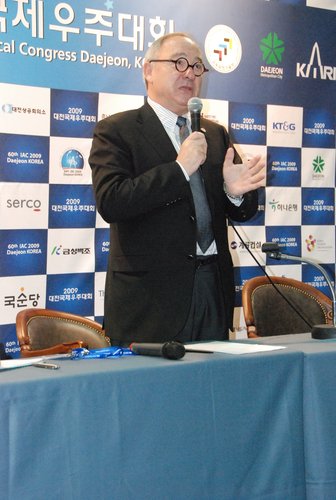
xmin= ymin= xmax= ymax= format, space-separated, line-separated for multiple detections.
xmin=222 ymin=148 xmax=266 ymax=197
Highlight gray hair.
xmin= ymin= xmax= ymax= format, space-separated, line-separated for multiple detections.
xmin=143 ymin=32 xmax=202 ymax=87
xmin=144 ymin=32 xmax=201 ymax=61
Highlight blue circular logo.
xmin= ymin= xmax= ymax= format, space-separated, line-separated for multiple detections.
xmin=2 ymin=103 xmax=13 ymax=113
xmin=61 ymin=149 xmax=84 ymax=169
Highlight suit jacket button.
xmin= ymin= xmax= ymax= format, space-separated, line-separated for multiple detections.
xmin=187 ymin=254 xmax=195 ymax=261
xmin=189 ymin=215 xmax=196 ymax=222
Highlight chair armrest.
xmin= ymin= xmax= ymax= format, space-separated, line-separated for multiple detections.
xmin=20 ymin=341 xmax=88 ymax=357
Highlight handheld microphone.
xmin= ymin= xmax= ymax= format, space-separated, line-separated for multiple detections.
xmin=129 ymin=341 xmax=186 ymax=360
xmin=188 ymin=97 xmax=203 ymax=132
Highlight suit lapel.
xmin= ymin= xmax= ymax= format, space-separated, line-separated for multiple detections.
xmin=136 ymin=102 xmax=179 ymax=163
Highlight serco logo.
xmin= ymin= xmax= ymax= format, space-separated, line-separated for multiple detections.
xmin=61 ymin=149 xmax=84 ymax=170
xmin=204 ymin=25 xmax=242 ymax=74
xmin=7 ymin=198 xmax=42 ymax=211
xmin=297 ymin=42 xmax=336 ymax=80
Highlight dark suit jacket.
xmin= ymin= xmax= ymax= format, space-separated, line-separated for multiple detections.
xmin=89 ymin=102 xmax=258 ymax=344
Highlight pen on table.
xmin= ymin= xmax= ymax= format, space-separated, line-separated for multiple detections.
xmin=185 ymin=349 xmax=214 ymax=354
xmin=32 ymin=362 xmax=60 ymax=370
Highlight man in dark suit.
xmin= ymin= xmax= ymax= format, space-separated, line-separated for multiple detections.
xmin=89 ymin=32 xmax=265 ymax=346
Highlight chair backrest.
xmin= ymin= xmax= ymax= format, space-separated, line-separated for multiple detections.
xmin=16 ymin=308 xmax=110 ymax=357
xmin=242 ymin=276 xmax=332 ymax=337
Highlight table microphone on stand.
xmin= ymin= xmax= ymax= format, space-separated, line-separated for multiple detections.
xmin=262 ymin=242 xmax=336 ymax=339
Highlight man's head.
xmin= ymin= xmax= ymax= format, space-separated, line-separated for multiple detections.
xmin=143 ymin=33 xmax=208 ymax=116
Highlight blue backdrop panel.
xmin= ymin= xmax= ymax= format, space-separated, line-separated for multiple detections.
xmin=0 ymin=0 xmax=335 ymax=354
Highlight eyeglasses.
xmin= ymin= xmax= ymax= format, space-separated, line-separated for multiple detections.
xmin=149 ymin=57 xmax=209 ymax=77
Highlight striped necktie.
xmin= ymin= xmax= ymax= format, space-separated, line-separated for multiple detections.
xmin=177 ymin=116 xmax=214 ymax=253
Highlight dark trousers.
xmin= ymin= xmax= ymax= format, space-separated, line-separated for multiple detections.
xmin=175 ymin=261 xmax=229 ymax=343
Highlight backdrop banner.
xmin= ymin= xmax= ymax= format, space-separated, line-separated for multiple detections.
xmin=0 ymin=0 xmax=335 ymax=355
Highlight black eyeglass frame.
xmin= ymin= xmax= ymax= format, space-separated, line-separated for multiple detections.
xmin=149 ymin=57 xmax=209 ymax=76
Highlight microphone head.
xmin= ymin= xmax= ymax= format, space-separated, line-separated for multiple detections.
xmin=261 ymin=242 xmax=280 ymax=253
xmin=188 ymin=97 xmax=203 ymax=114
xmin=162 ymin=341 xmax=185 ymax=360
xmin=261 ymin=242 xmax=282 ymax=260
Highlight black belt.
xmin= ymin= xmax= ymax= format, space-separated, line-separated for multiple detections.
xmin=195 ymin=254 xmax=218 ymax=269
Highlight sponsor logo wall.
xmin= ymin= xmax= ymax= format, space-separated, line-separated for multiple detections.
xmin=0 ymin=0 xmax=335 ymax=355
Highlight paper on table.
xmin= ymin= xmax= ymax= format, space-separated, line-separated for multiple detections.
xmin=186 ymin=341 xmax=286 ymax=355
xmin=0 ymin=357 xmax=44 ymax=370
xmin=0 ymin=353 xmax=70 ymax=370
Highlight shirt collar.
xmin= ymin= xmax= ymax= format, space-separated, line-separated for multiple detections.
xmin=147 ymin=97 xmax=189 ymax=130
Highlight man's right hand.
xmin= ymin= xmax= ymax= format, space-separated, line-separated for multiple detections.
xmin=176 ymin=132 xmax=207 ymax=176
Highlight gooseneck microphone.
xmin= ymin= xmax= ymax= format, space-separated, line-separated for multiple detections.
xmin=129 ymin=341 xmax=186 ymax=360
xmin=262 ymin=242 xmax=336 ymax=339
xmin=188 ymin=97 xmax=203 ymax=132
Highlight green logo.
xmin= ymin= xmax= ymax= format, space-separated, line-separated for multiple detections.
xmin=269 ymin=199 xmax=279 ymax=212
xmin=260 ymin=32 xmax=285 ymax=65
xmin=312 ymin=155 xmax=325 ymax=173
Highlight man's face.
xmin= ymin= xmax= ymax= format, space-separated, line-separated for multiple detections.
xmin=144 ymin=36 xmax=204 ymax=115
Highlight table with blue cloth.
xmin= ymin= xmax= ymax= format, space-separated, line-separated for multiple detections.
xmin=0 ymin=347 xmax=305 ymax=500
xmin=247 ymin=333 xmax=336 ymax=500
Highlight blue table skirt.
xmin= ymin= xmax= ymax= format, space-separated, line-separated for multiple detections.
xmin=0 ymin=349 xmax=305 ymax=500
xmin=247 ymin=334 xmax=336 ymax=500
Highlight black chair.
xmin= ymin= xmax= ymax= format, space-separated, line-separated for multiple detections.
xmin=16 ymin=308 xmax=110 ymax=357
xmin=242 ymin=276 xmax=332 ymax=338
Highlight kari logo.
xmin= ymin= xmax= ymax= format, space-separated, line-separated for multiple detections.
xmin=305 ymin=234 xmax=316 ymax=252
xmin=297 ymin=43 xmax=336 ymax=80
xmin=204 ymin=25 xmax=242 ymax=73
xmin=259 ymin=32 xmax=284 ymax=79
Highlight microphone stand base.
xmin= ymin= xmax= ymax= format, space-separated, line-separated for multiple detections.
xmin=311 ymin=324 xmax=336 ymax=340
